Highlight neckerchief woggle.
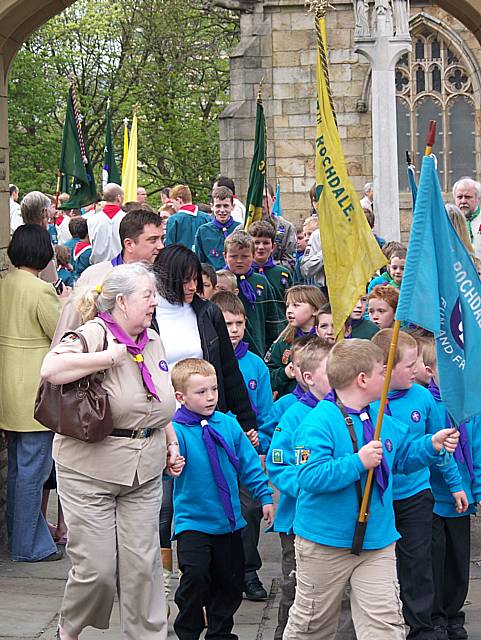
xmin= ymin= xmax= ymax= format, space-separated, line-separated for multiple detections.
xmin=173 ymin=406 xmax=240 ymax=530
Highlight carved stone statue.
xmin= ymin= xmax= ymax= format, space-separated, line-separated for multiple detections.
xmin=392 ymin=0 xmax=410 ymax=36
xmin=374 ymin=0 xmax=393 ymax=35
xmin=354 ymin=0 xmax=370 ymax=37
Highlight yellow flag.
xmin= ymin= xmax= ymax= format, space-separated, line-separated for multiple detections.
xmin=121 ymin=112 xmax=137 ymax=203
xmin=315 ymin=16 xmax=386 ymax=338
xmin=121 ymin=118 xmax=129 ymax=180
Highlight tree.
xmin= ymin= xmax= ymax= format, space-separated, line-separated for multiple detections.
xmin=8 ymin=0 xmax=240 ymax=204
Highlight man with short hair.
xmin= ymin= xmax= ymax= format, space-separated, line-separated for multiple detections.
xmin=53 ymin=209 xmax=164 ymax=343
xmin=262 ymin=183 xmax=296 ymax=269
xmin=165 ymin=183 xmax=210 ymax=249
xmin=9 ymin=184 xmax=22 ymax=234
xmin=360 ymin=181 xmax=373 ymax=211
xmin=88 ymin=183 xmax=126 ymax=264
xmin=453 ymin=177 xmax=481 ymax=258
xmin=137 ymin=187 xmax=148 ymax=205
xmin=214 ymin=175 xmax=246 ymax=224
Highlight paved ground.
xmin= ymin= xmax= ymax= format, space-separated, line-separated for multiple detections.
xmin=1 ymin=512 xmax=481 ymax=639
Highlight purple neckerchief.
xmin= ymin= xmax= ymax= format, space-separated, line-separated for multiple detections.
xmin=253 ymin=256 xmax=276 ymax=274
xmin=295 ymin=326 xmax=317 ymax=338
xmin=384 ymin=389 xmax=408 ymax=416
xmin=97 ymin=312 xmax=159 ymax=400
xmin=350 ymin=317 xmax=363 ymax=327
xmin=111 ymin=252 xmax=124 ymax=266
xmin=234 ymin=340 xmax=249 ymax=359
xmin=293 ymin=384 xmax=304 ymax=400
xmin=427 ymin=379 xmax=474 ymax=480
xmin=299 ymin=390 xmax=320 ymax=408
xmin=227 ymin=267 xmax=256 ymax=307
xmin=212 ymin=216 xmax=235 ymax=238
xmin=324 ymin=390 xmax=390 ymax=503
xmin=173 ymin=406 xmax=240 ymax=530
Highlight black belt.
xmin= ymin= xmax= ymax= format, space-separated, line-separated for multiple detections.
xmin=110 ymin=428 xmax=154 ymax=439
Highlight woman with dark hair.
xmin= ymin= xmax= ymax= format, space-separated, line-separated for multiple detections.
xmin=0 ymin=225 xmax=61 ymax=561
xmin=153 ymin=244 xmax=260 ymax=602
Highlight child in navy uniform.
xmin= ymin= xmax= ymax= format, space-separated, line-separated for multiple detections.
xmin=266 ymin=337 xmax=332 ymax=640
xmin=284 ymin=339 xmax=459 ymax=640
xmin=372 ymin=329 xmax=464 ymax=640
xmin=165 ymin=184 xmax=211 ymax=250
xmin=423 ymin=338 xmax=481 ymax=640
xmin=224 ymin=230 xmax=283 ymax=357
xmin=171 ymin=358 xmax=274 ymax=640
xmin=194 ymin=186 xmax=240 ymax=270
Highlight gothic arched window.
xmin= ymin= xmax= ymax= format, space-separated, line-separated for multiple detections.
xmin=395 ymin=23 xmax=476 ymax=192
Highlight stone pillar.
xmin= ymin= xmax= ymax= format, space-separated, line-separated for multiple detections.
xmin=354 ymin=1 xmax=411 ymax=241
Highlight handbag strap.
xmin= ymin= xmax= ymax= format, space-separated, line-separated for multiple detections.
xmin=335 ymin=397 xmax=363 ymax=510
xmin=60 ymin=322 xmax=109 ymax=372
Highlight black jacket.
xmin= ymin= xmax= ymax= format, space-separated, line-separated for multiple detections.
xmin=191 ymin=295 xmax=257 ymax=432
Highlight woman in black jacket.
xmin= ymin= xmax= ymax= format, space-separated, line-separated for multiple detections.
xmin=153 ymin=244 xmax=261 ymax=605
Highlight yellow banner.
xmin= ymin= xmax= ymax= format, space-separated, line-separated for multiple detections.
xmin=122 ymin=112 xmax=137 ymax=203
xmin=315 ymin=16 xmax=386 ymax=338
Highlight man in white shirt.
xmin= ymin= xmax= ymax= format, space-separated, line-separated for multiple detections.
xmin=360 ymin=181 xmax=373 ymax=211
xmin=9 ymin=184 xmax=22 ymax=235
xmin=453 ymin=176 xmax=481 ymax=259
xmin=88 ymin=183 xmax=126 ymax=264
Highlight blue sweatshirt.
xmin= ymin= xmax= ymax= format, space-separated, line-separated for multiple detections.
xmin=236 ymin=350 xmax=273 ymax=434
xmin=258 ymin=390 xmax=300 ymax=454
xmin=266 ymin=400 xmax=314 ymax=533
xmin=165 ymin=207 xmax=211 ymax=250
xmin=194 ymin=219 xmax=240 ymax=270
xmin=372 ymin=384 xmax=462 ymax=501
xmin=430 ymin=400 xmax=481 ymax=518
xmin=293 ymin=400 xmax=442 ymax=550
xmin=173 ymin=410 xmax=273 ymax=536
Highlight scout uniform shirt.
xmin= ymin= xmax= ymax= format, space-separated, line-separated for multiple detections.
xmin=164 ymin=204 xmax=211 ymax=250
xmin=51 ymin=318 xmax=176 ymax=487
xmin=194 ymin=218 xmax=240 ymax=270
xmin=264 ymin=336 xmax=297 ymax=398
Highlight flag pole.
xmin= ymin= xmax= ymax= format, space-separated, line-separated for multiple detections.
xmin=351 ymin=120 xmax=437 ymax=555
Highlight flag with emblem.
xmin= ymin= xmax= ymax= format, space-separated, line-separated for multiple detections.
xmin=102 ymin=99 xmax=121 ymax=188
xmin=396 ymin=154 xmax=481 ymax=424
xmin=313 ymin=9 xmax=386 ymax=338
xmin=244 ymin=90 xmax=266 ymax=231
xmin=58 ymin=85 xmax=98 ymax=210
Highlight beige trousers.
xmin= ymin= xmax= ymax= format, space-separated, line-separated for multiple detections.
xmin=283 ymin=537 xmax=405 ymax=640
xmin=56 ymin=464 xmax=167 ymax=639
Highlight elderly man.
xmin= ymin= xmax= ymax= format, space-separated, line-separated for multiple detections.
xmin=137 ymin=187 xmax=148 ymax=205
xmin=453 ymin=177 xmax=481 ymax=258
xmin=360 ymin=181 xmax=373 ymax=211
xmin=88 ymin=183 xmax=126 ymax=264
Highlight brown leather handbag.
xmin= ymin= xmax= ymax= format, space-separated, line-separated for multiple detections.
xmin=34 ymin=327 xmax=114 ymax=443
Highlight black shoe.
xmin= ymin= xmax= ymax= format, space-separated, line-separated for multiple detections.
xmin=447 ymin=625 xmax=468 ymax=640
xmin=39 ymin=549 xmax=64 ymax=562
xmin=244 ymin=577 xmax=268 ymax=601
xmin=434 ymin=626 xmax=448 ymax=640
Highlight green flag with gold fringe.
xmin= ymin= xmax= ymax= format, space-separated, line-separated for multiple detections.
xmin=244 ymin=91 xmax=266 ymax=230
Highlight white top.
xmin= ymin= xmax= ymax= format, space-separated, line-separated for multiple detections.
xmin=232 ymin=196 xmax=246 ymax=224
xmin=360 ymin=195 xmax=373 ymax=211
xmin=471 ymin=210 xmax=481 ymax=260
xmin=88 ymin=207 xmax=127 ymax=264
xmin=56 ymin=216 xmax=72 ymax=245
xmin=156 ymin=296 xmax=203 ymax=369
xmin=10 ymin=200 xmax=22 ymax=235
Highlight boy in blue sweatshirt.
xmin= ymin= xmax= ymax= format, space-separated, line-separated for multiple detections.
xmin=266 ymin=337 xmax=332 ymax=640
xmin=284 ymin=339 xmax=459 ymax=640
xmin=165 ymin=184 xmax=211 ymax=250
xmin=371 ymin=329 xmax=464 ymax=640
xmin=171 ymin=358 xmax=274 ymax=640
xmin=194 ymin=186 xmax=240 ymax=270
xmin=258 ymin=335 xmax=315 ymax=454
xmin=422 ymin=338 xmax=481 ymax=640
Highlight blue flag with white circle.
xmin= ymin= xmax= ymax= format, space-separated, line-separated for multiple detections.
xmin=396 ymin=155 xmax=481 ymax=424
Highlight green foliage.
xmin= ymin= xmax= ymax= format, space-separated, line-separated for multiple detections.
xmin=8 ymin=0 xmax=239 ymax=204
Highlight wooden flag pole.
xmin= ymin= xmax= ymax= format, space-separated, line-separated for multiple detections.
xmin=351 ymin=120 xmax=437 ymax=555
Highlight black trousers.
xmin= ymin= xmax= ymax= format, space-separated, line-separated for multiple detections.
xmin=174 ymin=529 xmax=245 ymax=640
xmin=394 ymin=489 xmax=436 ymax=640
xmin=432 ymin=513 xmax=470 ymax=630
xmin=239 ymin=484 xmax=263 ymax=581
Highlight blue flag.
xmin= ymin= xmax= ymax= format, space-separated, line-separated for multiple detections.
xmin=396 ymin=155 xmax=481 ymax=425
xmin=271 ymin=181 xmax=282 ymax=217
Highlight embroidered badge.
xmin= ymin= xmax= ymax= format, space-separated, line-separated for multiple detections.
xmin=256 ymin=285 xmax=264 ymax=297
xmin=278 ymin=224 xmax=285 ymax=233
xmin=304 ymin=247 xmax=311 ymax=256
xmin=264 ymin=351 xmax=271 ymax=363
xmin=248 ymin=379 xmax=257 ymax=390
xmin=159 ymin=360 xmax=169 ymax=372
xmin=272 ymin=449 xmax=283 ymax=464
xmin=209 ymin=248 xmax=219 ymax=257
xmin=384 ymin=438 xmax=393 ymax=453
xmin=299 ymin=449 xmax=311 ymax=464
xmin=411 ymin=411 xmax=421 ymax=423
xmin=281 ymin=349 xmax=291 ymax=365
xmin=281 ymin=277 xmax=288 ymax=286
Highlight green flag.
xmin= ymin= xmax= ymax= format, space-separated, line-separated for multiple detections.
xmin=103 ymin=100 xmax=121 ymax=188
xmin=58 ymin=86 xmax=98 ymax=210
xmin=244 ymin=92 xmax=266 ymax=230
